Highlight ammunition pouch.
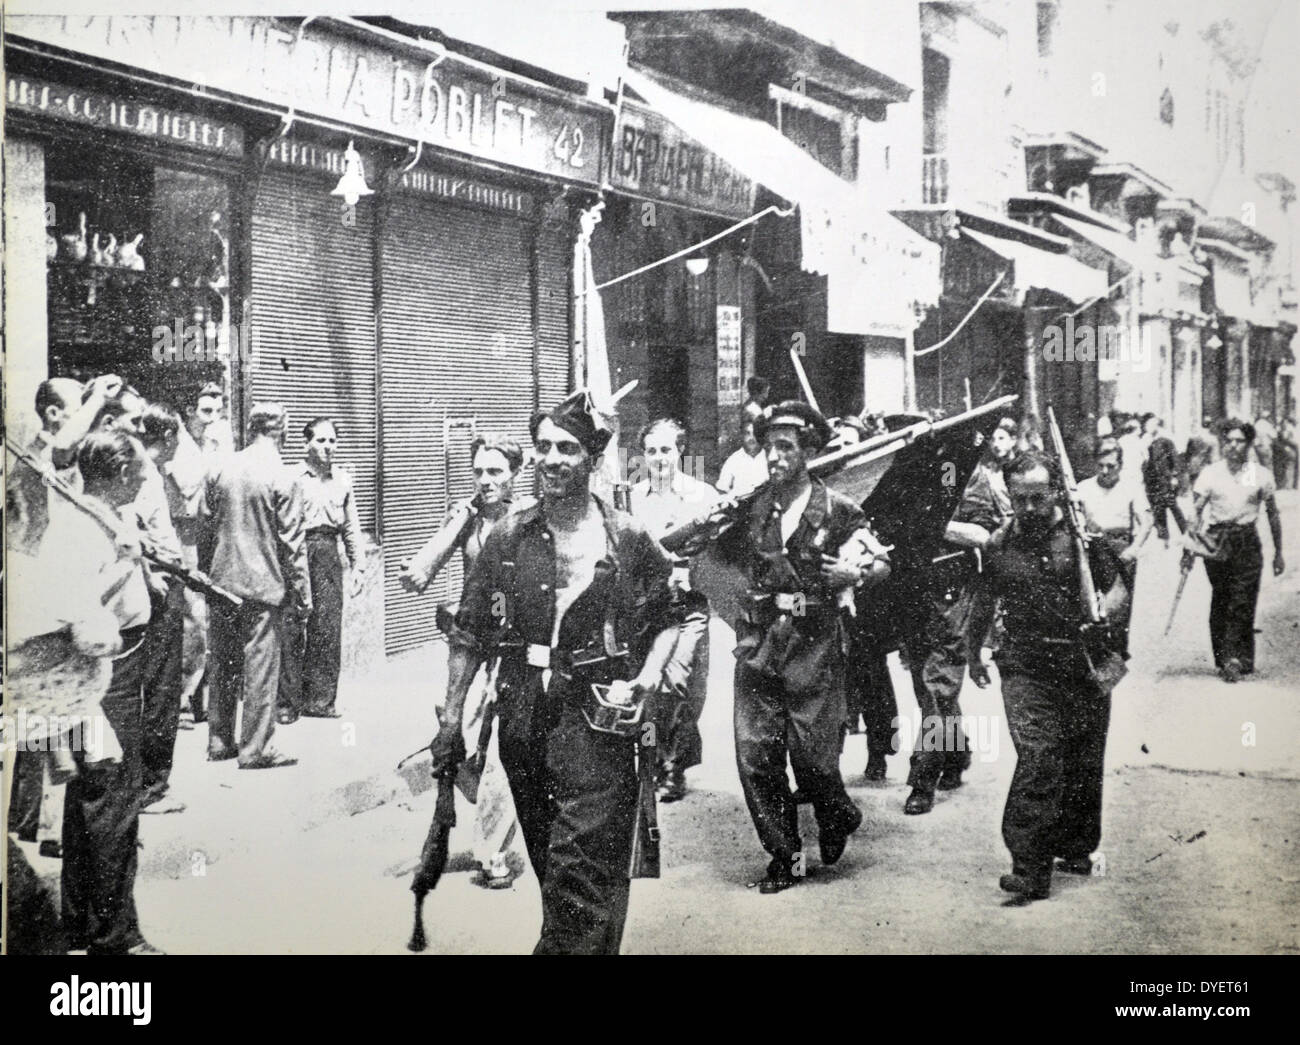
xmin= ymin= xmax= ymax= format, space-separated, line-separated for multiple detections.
xmin=580 ymin=681 xmax=647 ymax=737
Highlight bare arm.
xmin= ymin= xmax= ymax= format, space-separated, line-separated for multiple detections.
xmin=1265 ymin=493 xmax=1285 ymax=574
xmin=50 ymin=376 xmax=123 ymax=466
xmin=944 ymin=520 xmax=992 ymax=550
xmin=966 ymin=582 xmax=998 ymax=686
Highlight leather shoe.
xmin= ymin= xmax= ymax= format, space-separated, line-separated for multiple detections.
xmin=239 ymin=749 xmax=298 ymax=770
xmin=757 ymin=858 xmax=799 ymax=895
xmin=38 ymin=840 xmax=63 ymax=859
xmin=863 ymin=755 xmax=887 ymax=782
xmin=903 ymin=788 xmax=934 ymax=815
xmin=1056 ymin=855 xmax=1093 ymax=876
xmin=277 ymin=709 xmax=299 ymax=725
xmin=1220 ymin=657 xmax=1242 ymax=683
xmin=126 ymin=940 xmax=167 ymax=956
xmin=937 ymin=769 xmax=963 ymax=791
xmin=302 ymin=708 xmax=343 ymax=719
xmin=819 ymin=804 xmax=862 ymax=865
xmin=207 ymin=743 xmax=236 ymax=762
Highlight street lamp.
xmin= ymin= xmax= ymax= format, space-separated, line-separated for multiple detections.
xmin=331 ymin=140 xmax=374 ymax=207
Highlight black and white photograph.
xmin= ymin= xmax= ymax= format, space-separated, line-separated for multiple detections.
xmin=1 ymin=0 xmax=1296 ymax=988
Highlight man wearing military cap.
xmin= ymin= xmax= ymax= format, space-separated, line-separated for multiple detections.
xmin=719 ymin=400 xmax=891 ymax=893
xmin=428 ymin=389 xmax=684 ymax=953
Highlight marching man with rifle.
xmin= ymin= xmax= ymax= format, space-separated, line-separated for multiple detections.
xmin=966 ymin=427 xmax=1130 ymax=905
xmin=712 ymin=401 xmax=891 ymax=894
xmin=425 ymin=390 xmax=685 ymax=954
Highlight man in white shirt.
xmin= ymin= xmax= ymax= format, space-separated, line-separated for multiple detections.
xmin=1189 ymin=419 xmax=1285 ymax=681
xmin=53 ymin=430 xmax=165 ymax=954
xmin=629 ymin=418 xmax=717 ymax=801
xmin=1077 ymin=440 xmax=1152 ymax=659
xmin=716 ymin=417 xmax=768 ymax=496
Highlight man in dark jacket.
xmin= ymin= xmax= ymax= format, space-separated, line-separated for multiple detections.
xmin=721 ymin=401 xmax=891 ymax=894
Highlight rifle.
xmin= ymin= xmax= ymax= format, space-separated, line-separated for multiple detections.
xmin=659 ymin=395 xmax=1021 ymax=556
xmin=628 ymin=685 xmax=661 ymax=879
xmin=5 ymin=435 xmax=244 ymax=608
xmin=1164 ymin=552 xmax=1195 ymax=636
xmin=1046 ymin=408 xmax=1105 ymax=626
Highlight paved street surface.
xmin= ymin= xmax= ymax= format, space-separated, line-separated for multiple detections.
xmin=16 ymin=494 xmax=1300 ymax=954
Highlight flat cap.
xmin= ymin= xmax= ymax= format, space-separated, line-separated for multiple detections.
xmin=754 ymin=399 xmax=832 ymax=452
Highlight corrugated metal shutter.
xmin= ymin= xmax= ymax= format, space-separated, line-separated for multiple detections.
xmin=380 ymin=195 xmax=542 ymax=655
xmin=249 ymin=169 xmax=378 ymax=531
xmin=536 ymin=221 xmax=573 ymax=411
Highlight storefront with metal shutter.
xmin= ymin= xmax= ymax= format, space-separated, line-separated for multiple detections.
xmin=378 ymin=170 xmax=573 ymax=655
xmin=7 ymin=14 xmax=608 ymax=664
xmin=248 ymin=143 xmax=380 ymax=531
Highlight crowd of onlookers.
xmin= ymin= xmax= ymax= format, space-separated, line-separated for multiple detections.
xmin=6 ymin=373 xmax=360 ymax=954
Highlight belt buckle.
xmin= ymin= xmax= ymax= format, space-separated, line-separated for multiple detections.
xmin=526 ymin=643 xmax=551 ymax=669
xmin=774 ymin=592 xmax=803 ymax=613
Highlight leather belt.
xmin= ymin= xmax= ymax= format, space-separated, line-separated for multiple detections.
xmin=306 ymin=526 xmax=340 ymax=537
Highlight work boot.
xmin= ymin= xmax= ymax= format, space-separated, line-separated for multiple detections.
xmin=1055 ymin=854 xmax=1093 ymax=876
xmin=818 ymin=803 xmax=862 ymax=866
xmin=999 ymin=860 xmax=1052 ymax=902
xmin=936 ymin=768 xmax=964 ymax=791
xmin=904 ymin=788 xmax=934 ymax=815
xmin=757 ymin=856 xmax=800 ymax=895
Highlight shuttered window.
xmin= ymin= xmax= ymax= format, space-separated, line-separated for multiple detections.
xmin=380 ymin=195 xmax=566 ymax=655
xmin=249 ymin=169 xmax=378 ymax=530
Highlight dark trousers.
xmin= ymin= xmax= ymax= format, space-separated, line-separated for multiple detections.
xmin=9 ymin=749 xmax=42 ymax=838
xmin=141 ymin=582 xmax=185 ymax=798
xmin=496 ymin=680 xmax=636 ymax=955
xmin=209 ymin=598 xmax=281 ymax=764
xmin=62 ymin=627 xmax=147 ymax=954
xmin=1149 ymin=497 xmax=1186 ymax=541
xmin=734 ymin=657 xmax=857 ymax=863
xmin=1204 ymin=528 xmax=1263 ymax=672
xmin=999 ymin=669 xmax=1111 ymax=869
xmin=903 ymin=587 xmax=973 ymax=793
xmin=1098 ymin=533 xmax=1138 ymax=660
xmin=846 ymin=645 xmax=899 ymax=761
xmin=280 ymin=533 xmax=344 ymax=715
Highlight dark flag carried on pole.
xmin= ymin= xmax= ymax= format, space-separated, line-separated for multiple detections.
xmin=662 ymin=395 xmax=1018 ymax=630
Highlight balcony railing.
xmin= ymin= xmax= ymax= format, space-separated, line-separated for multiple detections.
xmin=922 ymin=153 xmax=949 ymax=205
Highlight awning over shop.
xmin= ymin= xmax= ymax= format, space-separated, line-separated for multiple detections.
xmin=623 ymin=65 xmax=940 ymax=338
xmin=1052 ymin=214 xmax=1151 ymax=272
xmin=961 ymin=227 xmax=1108 ymax=305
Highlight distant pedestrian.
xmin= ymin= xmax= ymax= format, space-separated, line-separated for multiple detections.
xmin=742 ymin=376 xmax=770 ymax=426
xmin=716 ymin=417 xmax=769 ymax=496
xmin=278 ymin=418 xmax=363 ymax=722
xmin=1140 ymin=414 xmax=1186 ymax=545
xmin=1188 ymin=419 xmax=1286 ymax=683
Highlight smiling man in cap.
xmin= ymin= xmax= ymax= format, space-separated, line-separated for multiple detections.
xmin=429 ymin=389 xmax=684 ymax=953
